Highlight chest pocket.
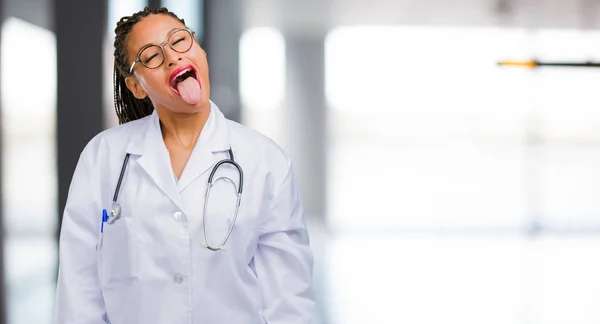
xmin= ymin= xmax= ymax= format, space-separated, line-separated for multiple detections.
xmin=98 ymin=215 xmax=139 ymax=287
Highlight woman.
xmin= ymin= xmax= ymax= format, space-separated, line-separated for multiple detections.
xmin=53 ymin=7 xmax=315 ymax=324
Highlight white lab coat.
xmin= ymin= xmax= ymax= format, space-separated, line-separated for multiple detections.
xmin=53 ymin=101 xmax=315 ymax=324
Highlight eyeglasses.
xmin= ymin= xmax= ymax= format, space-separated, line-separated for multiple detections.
xmin=129 ymin=28 xmax=195 ymax=74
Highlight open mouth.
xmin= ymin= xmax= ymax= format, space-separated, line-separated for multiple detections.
xmin=169 ymin=65 xmax=199 ymax=94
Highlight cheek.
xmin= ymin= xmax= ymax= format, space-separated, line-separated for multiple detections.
xmin=196 ymin=60 xmax=210 ymax=84
xmin=139 ymin=72 xmax=167 ymax=95
xmin=191 ymin=48 xmax=208 ymax=71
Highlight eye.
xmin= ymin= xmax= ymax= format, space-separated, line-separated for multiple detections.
xmin=172 ymin=37 xmax=185 ymax=45
xmin=143 ymin=53 xmax=159 ymax=64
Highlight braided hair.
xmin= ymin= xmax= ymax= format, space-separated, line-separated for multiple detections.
xmin=113 ymin=7 xmax=186 ymax=124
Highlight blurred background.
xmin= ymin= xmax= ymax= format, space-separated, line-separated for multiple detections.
xmin=2 ymin=0 xmax=600 ymax=323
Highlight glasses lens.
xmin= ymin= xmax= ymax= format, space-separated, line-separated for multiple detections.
xmin=169 ymin=29 xmax=193 ymax=53
xmin=139 ymin=45 xmax=164 ymax=69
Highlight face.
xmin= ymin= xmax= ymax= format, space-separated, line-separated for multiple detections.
xmin=124 ymin=14 xmax=210 ymax=114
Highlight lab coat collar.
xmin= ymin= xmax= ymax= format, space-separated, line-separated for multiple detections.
xmin=125 ymin=100 xmax=229 ymax=155
xmin=124 ymin=101 xmax=230 ymax=212
xmin=195 ymin=100 xmax=230 ymax=153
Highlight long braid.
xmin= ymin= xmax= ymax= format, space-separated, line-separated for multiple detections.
xmin=113 ymin=7 xmax=186 ymax=124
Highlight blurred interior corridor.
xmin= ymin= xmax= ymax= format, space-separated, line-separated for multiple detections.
xmin=4 ymin=0 xmax=600 ymax=323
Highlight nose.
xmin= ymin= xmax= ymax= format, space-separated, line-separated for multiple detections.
xmin=167 ymin=56 xmax=183 ymax=67
xmin=163 ymin=45 xmax=183 ymax=67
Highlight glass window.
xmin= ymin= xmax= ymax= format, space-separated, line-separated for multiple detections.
xmin=1 ymin=17 xmax=57 ymax=324
xmin=323 ymin=25 xmax=600 ymax=324
xmin=239 ymin=27 xmax=286 ymax=143
xmin=325 ymin=26 xmax=600 ymax=231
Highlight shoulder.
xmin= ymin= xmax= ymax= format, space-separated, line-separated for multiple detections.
xmin=79 ymin=115 xmax=150 ymax=165
xmin=225 ymin=119 xmax=292 ymax=184
xmin=226 ymin=119 xmax=290 ymax=163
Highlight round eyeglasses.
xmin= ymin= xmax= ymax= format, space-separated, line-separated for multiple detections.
xmin=129 ymin=28 xmax=195 ymax=74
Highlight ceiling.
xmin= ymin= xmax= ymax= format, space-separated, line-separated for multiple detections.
xmin=8 ymin=0 xmax=600 ymax=35
xmin=5 ymin=0 xmax=53 ymax=30
xmin=240 ymin=0 xmax=600 ymax=33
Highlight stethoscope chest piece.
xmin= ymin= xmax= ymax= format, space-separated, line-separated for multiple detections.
xmin=107 ymin=202 xmax=121 ymax=224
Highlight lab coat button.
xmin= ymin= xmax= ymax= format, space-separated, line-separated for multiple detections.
xmin=173 ymin=211 xmax=183 ymax=221
xmin=174 ymin=275 xmax=184 ymax=284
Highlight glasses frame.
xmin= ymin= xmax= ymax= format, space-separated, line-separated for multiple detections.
xmin=128 ymin=28 xmax=196 ymax=74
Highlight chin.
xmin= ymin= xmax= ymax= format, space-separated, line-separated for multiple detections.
xmin=179 ymin=99 xmax=210 ymax=114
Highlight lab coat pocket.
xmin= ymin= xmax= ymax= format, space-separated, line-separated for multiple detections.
xmin=98 ymin=217 xmax=139 ymax=286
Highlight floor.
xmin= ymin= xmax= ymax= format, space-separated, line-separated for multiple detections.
xmin=7 ymin=225 xmax=600 ymax=324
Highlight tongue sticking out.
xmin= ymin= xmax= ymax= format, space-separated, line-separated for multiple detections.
xmin=176 ymin=77 xmax=201 ymax=105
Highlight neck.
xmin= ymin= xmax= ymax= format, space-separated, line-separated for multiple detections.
xmin=156 ymin=105 xmax=211 ymax=150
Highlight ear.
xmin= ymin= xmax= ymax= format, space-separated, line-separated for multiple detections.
xmin=125 ymin=75 xmax=148 ymax=99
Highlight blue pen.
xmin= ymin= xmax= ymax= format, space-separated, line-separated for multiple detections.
xmin=101 ymin=209 xmax=109 ymax=233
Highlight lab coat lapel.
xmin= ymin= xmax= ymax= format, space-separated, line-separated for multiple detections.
xmin=176 ymin=102 xmax=230 ymax=192
xmin=125 ymin=110 xmax=186 ymax=213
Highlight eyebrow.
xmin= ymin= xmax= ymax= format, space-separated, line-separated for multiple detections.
xmin=136 ymin=28 xmax=181 ymax=52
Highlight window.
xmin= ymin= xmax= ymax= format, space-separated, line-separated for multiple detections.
xmin=324 ymin=26 xmax=600 ymax=323
xmin=239 ymin=27 xmax=286 ymax=142
xmin=1 ymin=17 xmax=57 ymax=324
xmin=325 ymin=26 xmax=600 ymax=232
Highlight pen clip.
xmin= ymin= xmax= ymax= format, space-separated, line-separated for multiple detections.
xmin=101 ymin=209 xmax=109 ymax=233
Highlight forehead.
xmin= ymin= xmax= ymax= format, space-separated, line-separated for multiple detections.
xmin=127 ymin=14 xmax=185 ymax=53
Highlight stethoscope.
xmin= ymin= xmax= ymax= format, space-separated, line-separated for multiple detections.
xmin=107 ymin=147 xmax=244 ymax=252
